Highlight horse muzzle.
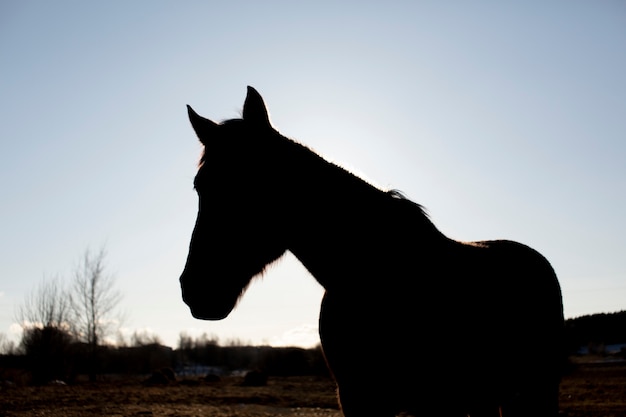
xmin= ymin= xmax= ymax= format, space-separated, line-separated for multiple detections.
xmin=180 ymin=272 xmax=237 ymax=320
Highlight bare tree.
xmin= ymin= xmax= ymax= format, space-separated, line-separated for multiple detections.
xmin=70 ymin=247 xmax=122 ymax=381
xmin=13 ymin=247 xmax=123 ymax=382
xmin=14 ymin=276 xmax=75 ymax=383
xmin=130 ymin=329 xmax=162 ymax=347
xmin=15 ymin=275 xmax=73 ymax=331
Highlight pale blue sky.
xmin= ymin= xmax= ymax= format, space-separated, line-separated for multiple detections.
xmin=1 ymin=1 xmax=625 ymax=349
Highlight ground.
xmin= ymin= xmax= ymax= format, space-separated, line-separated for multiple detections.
xmin=1 ymin=359 xmax=624 ymax=416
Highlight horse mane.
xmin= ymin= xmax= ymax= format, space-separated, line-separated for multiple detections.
xmin=385 ymin=188 xmax=447 ymax=241
xmin=387 ymin=189 xmax=427 ymax=216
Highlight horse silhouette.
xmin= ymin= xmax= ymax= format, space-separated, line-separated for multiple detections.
xmin=179 ymin=86 xmax=564 ymax=417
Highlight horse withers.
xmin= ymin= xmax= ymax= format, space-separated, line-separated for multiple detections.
xmin=179 ymin=86 xmax=564 ymax=416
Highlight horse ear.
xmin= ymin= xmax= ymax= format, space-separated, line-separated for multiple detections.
xmin=243 ymin=86 xmax=272 ymax=128
xmin=187 ymin=105 xmax=217 ymax=144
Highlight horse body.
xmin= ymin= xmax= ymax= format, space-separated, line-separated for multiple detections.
xmin=318 ymin=237 xmax=562 ymax=416
xmin=179 ymin=86 xmax=564 ymax=416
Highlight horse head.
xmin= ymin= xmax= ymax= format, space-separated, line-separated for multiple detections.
xmin=180 ymin=86 xmax=288 ymax=320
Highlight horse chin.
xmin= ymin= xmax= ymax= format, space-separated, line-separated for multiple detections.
xmin=189 ymin=307 xmax=231 ymax=321
xmin=183 ymin=293 xmax=238 ymax=321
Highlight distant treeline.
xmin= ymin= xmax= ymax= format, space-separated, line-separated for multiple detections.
xmin=0 ymin=328 xmax=329 ymax=385
xmin=1 ymin=311 xmax=624 ymax=385
xmin=564 ymin=310 xmax=626 ymax=353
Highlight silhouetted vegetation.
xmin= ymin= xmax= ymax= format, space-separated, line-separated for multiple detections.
xmin=2 ymin=311 xmax=625 ymax=386
xmin=70 ymin=248 xmax=123 ymax=382
xmin=9 ymin=247 xmax=124 ymax=384
xmin=174 ymin=333 xmax=328 ymax=377
xmin=1 ymin=326 xmax=328 ymax=385
xmin=2 ymin=310 xmax=624 ymax=387
xmin=20 ymin=325 xmax=74 ymax=384
xmin=565 ymin=310 xmax=626 ymax=355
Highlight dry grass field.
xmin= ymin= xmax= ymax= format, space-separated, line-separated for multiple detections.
xmin=559 ymin=359 xmax=626 ymax=417
xmin=1 ymin=359 xmax=624 ymax=417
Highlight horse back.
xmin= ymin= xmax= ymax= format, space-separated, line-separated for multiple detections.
xmin=439 ymin=239 xmax=563 ymax=357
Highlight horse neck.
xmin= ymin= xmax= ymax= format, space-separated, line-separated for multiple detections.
xmin=285 ymin=141 xmax=382 ymax=218
xmin=278 ymin=137 xmax=449 ymax=290
xmin=282 ymin=142 xmax=401 ymax=288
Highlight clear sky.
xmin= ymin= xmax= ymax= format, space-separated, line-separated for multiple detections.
xmin=1 ymin=1 xmax=625 ymax=350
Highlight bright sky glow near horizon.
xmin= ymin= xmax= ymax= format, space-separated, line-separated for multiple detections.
xmin=1 ymin=1 xmax=625 ymax=350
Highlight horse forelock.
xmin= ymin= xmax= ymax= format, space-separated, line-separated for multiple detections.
xmin=197 ymin=118 xmax=285 ymax=168
xmin=197 ymin=119 xmax=241 ymax=167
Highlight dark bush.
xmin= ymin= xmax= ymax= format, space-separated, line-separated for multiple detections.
xmin=20 ymin=326 xmax=74 ymax=385
xmin=143 ymin=368 xmax=175 ymax=386
xmin=241 ymin=369 xmax=268 ymax=386
xmin=204 ymin=373 xmax=221 ymax=382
